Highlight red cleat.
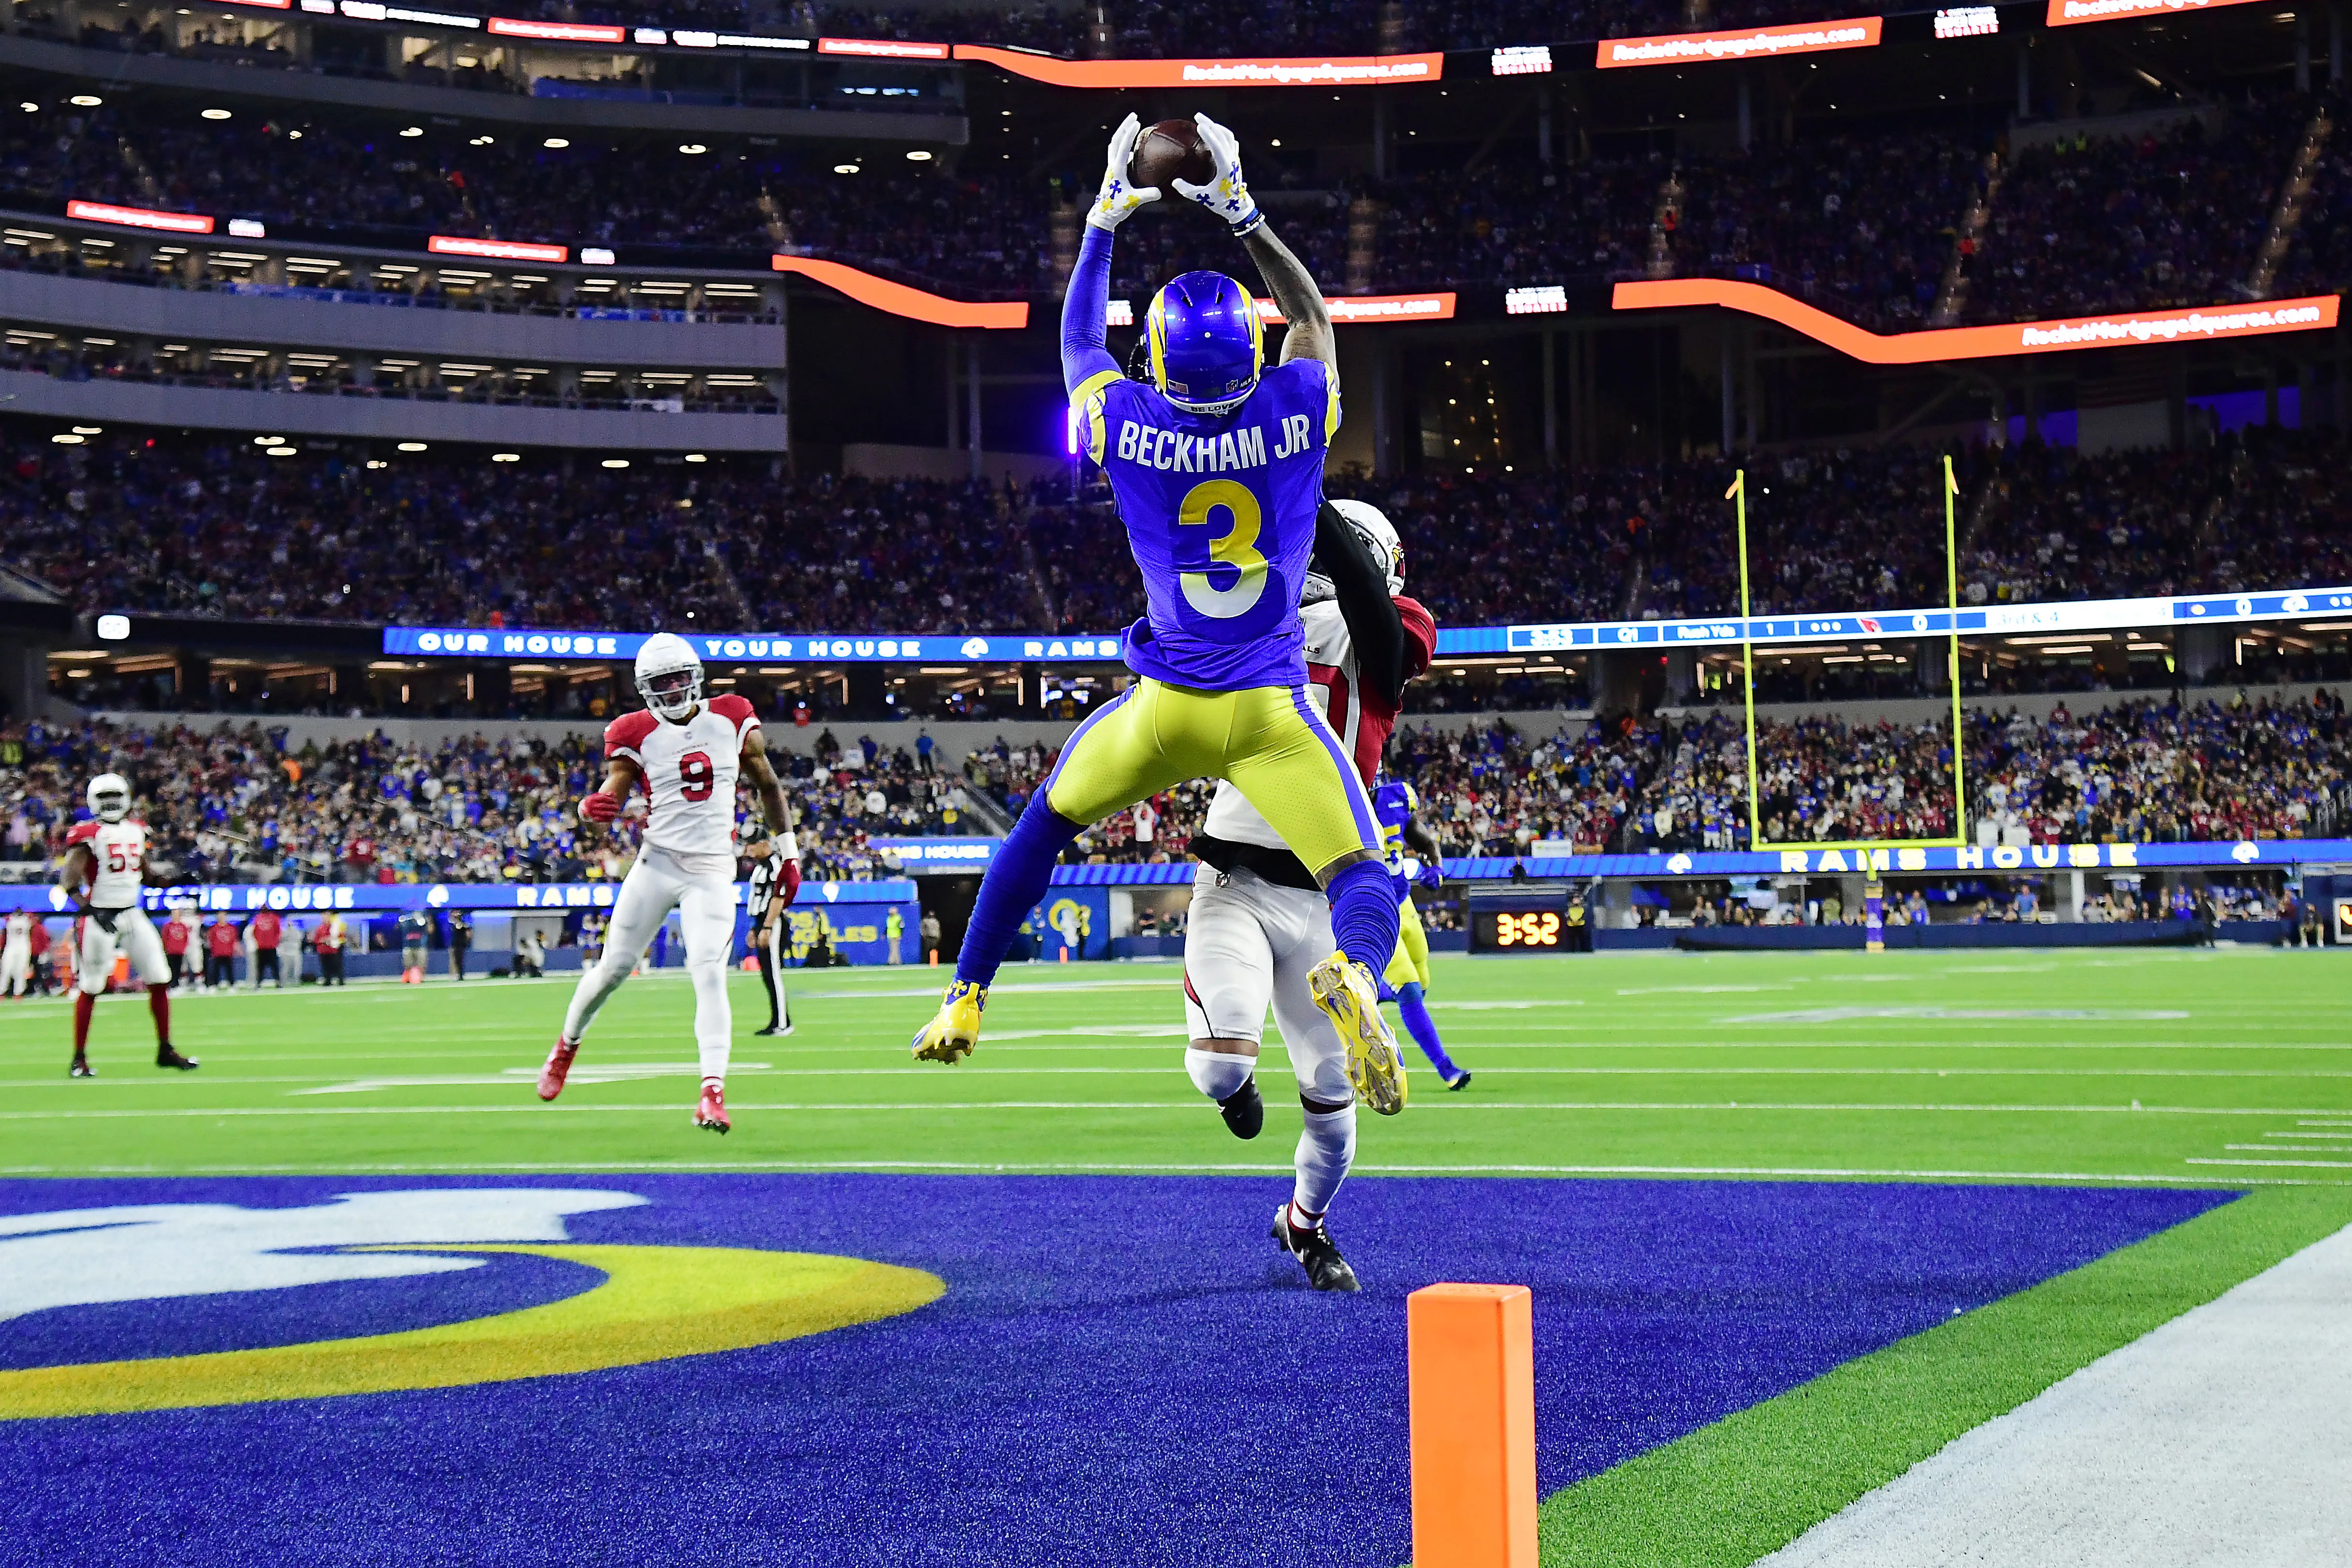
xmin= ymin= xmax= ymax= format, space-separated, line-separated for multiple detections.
xmin=538 ymin=1035 xmax=580 ymax=1102
xmin=695 ymin=1080 xmax=729 ymax=1134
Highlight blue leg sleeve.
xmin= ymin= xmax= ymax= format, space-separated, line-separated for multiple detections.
xmin=1396 ymin=983 xmax=1459 ymax=1079
xmin=1325 ymin=858 xmax=1400 ymax=977
xmin=955 ymin=804 xmax=1084 ymax=988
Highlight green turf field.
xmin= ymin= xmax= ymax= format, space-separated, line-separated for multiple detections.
xmin=8 ymin=946 xmax=2351 ymax=1566
xmin=4 ymin=947 xmax=2348 ymax=1181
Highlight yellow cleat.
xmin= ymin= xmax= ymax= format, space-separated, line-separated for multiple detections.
xmin=1307 ymin=953 xmax=1408 ymax=1116
xmin=911 ymin=979 xmax=987 ymax=1064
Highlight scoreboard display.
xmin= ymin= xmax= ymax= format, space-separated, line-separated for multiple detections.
xmin=1466 ymin=886 xmax=1585 ymax=954
xmin=1488 ymin=908 xmax=1565 ymax=948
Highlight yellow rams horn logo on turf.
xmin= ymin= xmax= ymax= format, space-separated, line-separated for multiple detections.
xmin=0 ymin=1191 xmax=944 ymax=1420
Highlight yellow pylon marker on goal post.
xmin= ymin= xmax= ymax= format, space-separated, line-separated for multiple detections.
xmin=1408 ymin=1282 xmax=1537 ymax=1567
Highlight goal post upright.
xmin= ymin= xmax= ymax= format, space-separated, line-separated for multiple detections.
xmin=1736 ymin=456 xmax=1970 ymax=857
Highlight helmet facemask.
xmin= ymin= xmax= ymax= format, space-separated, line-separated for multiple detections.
xmin=637 ymin=664 xmax=702 ymax=722
xmin=88 ymin=775 xmax=131 ymax=823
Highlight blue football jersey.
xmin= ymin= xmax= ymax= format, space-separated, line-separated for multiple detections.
xmin=1081 ymin=356 xmax=1339 ymax=691
xmin=1372 ymin=780 xmax=1418 ymax=876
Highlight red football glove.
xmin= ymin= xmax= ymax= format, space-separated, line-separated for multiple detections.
xmin=777 ymin=856 xmax=803 ymax=908
xmin=580 ymin=791 xmax=621 ymax=824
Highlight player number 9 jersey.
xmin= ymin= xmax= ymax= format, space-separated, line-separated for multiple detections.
xmin=605 ymin=695 xmax=759 ymax=859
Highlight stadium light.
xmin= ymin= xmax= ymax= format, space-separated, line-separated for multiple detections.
xmin=70 ymin=95 xmax=102 ymax=107
xmin=492 ymin=452 xmax=521 ymax=462
xmin=542 ymin=137 xmax=569 ymax=148
xmin=833 ymin=163 xmax=860 ymax=174
xmin=266 ymin=446 xmax=298 ymax=458
xmin=399 ymin=126 xmax=423 ymax=138
xmin=679 ymin=143 xmax=708 ymax=154
xmin=397 ymin=442 xmax=427 ymax=452
xmin=602 ymin=459 xmax=630 ymax=469
xmin=685 ymin=453 xmax=707 ymax=463
xmin=201 ymin=108 xmax=231 ymax=120
xmin=18 ymin=102 xmax=35 ymax=112
xmin=50 ymin=434 xmax=83 ymax=445
xmin=906 ymin=149 xmax=934 ymax=161
xmin=72 ymin=425 xmax=100 ymax=435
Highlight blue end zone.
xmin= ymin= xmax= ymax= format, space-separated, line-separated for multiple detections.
xmin=0 ymin=1176 xmax=2229 ymax=1568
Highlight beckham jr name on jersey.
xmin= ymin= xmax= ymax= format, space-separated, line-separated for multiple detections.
xmin=1082 ymin=356 xmax=1340 ymax=695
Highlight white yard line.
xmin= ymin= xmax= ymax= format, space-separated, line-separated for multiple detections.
xmin=0 ymin=1160 xmax=2333 ymax=1185
xmin=1757 ymin=1223 xmax=2352 ymax=1568
xmin=7 ymin=1099 xmax=2352 ymax=1120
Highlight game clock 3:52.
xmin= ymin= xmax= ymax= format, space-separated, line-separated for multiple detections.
xmin=1466 ymin=887 xmax=1581 ymax=954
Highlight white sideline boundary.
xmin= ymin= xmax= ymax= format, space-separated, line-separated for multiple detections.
xmin=1755 ymin=1222 xmax=2352 ymax=1568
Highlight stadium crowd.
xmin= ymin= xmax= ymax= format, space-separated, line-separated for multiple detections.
xmin=0 ymin=714 xmax=979 ymax=887
xmin=5 ymin=689 xmax=2347 ymax=893
xmin=1385 ymin=687 xmax=2352 ymax=858
xmin=11 ymin=425 xmax=2352 ymax=643
xmin=27 ymin=0 xmax=2006 ymax=64
xmin=0 ymin=90 xmax=2332 ymax=324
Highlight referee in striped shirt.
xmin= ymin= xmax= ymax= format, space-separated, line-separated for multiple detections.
xmin=744 ymin=826 xmax=800 ymax=1036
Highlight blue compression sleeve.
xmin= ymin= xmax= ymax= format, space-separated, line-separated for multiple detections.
xmin=1062 ymin=224 xmax=1119 ymax=398
xmin=1396 ymin=983 xmax=1460 ymax=1080
xmin=955 ymin=802 xmax=1084 ymax=988
xmin=1325 ymin=858 xmax=1400 ymax=977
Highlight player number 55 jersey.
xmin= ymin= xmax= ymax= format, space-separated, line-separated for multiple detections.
xmin=65 ymin=819 xmax=149 ymax=906
xmin=606 ymin=695 xmax=759 ymax=858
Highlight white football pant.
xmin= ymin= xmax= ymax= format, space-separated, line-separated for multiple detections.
xmin=1182 ymin=867 xmax=1351 ymax=1103
xmin=78 ymin=906 xmax=170 ymax=997
xmin=561 ymin=846 xmax=740 ymax=1082
xmin=1183 ymin=867 xmax=1360 ymax=1220
xmin=1 ymin=946 xmax=29 ymax=996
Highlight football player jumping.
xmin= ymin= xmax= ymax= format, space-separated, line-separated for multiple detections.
xmin=910 ymin=114 xmax=1411 ymax=1115
xmin=1181 ymin=500 xmax=1436 ymax=1291
xmin=538 ymin=633 xmax=799 ymax=1133
xmin=60 ymin=772 xmax=197 ymax=1077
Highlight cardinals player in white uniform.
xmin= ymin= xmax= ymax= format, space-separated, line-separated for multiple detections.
xmin=1180 ymin=500 xmax=1434 ymax=1291
xmin=537 ymin=633 xmax=799 ymax=1132
xmin=2 ymin=909 xmax=33 ymax=998
xmin=59 ymin=773 xmax=198 ymax=1077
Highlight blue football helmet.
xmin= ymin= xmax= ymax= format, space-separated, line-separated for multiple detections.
xmin=1147 ymin=270 xmax=1264 ymax=415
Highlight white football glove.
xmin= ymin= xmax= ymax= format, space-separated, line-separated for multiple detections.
xmin=1171 ymin=112 xmax=1263 ymax=236
xmin=1084 ymin=113 xmax=1161 ymax=233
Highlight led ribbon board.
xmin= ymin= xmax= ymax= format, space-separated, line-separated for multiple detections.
xmin=770 ymin=256 xmax=1028 ymax=330
xmin=64 ymin=201 xmax=214 ymax=235
xmin=950 ymin=44 xmax=1442 ymax=87
xmin=2046 ymin=0 xmax=2264 ymax=23
xmin=365 ymin=583 xmax=2352 ymax=666
xmin=1599 ymin=16 xmax=1881 ymax=67
xmin=1249 ymin=293 xmax=1457 ymax=324
xmin=381 ymin=628 xmax=1124 ymax=661
xmin=1613 ymin=278 xmax=2341 ymax=362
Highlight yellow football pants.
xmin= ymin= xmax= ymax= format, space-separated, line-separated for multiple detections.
xmin=1383 ymin=893 xmax=1431 ymax=990
xmin=1043 ymin=679 xmax=1381 ymax=878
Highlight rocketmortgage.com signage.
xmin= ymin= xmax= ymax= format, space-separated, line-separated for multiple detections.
xmin=1598 ymin=15 xmax=1881 ymax=67
xmin=1613 ymin=279 xmax=2339 ymax=364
